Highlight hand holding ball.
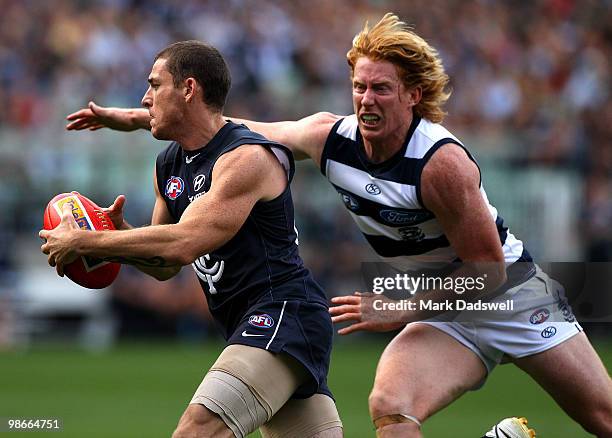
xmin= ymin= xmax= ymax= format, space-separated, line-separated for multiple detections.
xmin=42 ymin=192 xmax=120 ymax=289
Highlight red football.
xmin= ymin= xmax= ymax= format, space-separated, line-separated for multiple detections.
xmin=43 ymin=192 xmax=121 ymax=289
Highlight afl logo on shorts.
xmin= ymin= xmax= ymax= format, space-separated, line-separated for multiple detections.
xmin=529 ymin=308 xmax=550 ymax=325
xmin=248 ymin=314 xmax=274 ymax=329
xmin=165 ymin=176 xmax=185 ymax=200
xmin=541 ymin=326 xmax=557 ymax=338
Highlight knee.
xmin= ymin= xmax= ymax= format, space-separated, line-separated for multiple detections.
xmin=369 ymin=389 xmax=394 ymax=419
xmin=582 ymin=403 xmax=612 ymax=437
xmin=172 ymin=405 xmax=221 ymax=438
xmin=368 ymin=388 xmax=423 ymax=420
xmin=172 ymin=411 xmax=203 ymax=438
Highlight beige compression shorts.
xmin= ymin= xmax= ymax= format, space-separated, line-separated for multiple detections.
xmin=190 ymin=344 xmax=342 ymax=438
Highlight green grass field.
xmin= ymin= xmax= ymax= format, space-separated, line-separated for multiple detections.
xmin=0 ymin=338 xmax=609 ymax=437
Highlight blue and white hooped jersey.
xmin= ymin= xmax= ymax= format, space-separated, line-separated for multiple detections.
xmin=320 ymin=114 xmax=530 ymax=271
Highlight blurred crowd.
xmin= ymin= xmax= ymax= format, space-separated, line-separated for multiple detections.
xmin=0 ymin=0 xmax=610 ymax=342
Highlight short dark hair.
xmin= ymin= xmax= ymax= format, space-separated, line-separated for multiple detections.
xmin=155 ymin=41 xmax=231 ymax=112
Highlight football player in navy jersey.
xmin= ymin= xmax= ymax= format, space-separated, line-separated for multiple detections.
xmin=65 ymin=15 xmax=612 ymax=438
xmin=43 ymin=41 xmax=343 ymax=438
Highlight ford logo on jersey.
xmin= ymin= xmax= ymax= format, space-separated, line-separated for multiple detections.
xmin=165 ymin=176 xmax=185 ymax=200
xmin=379 ymin=210 xmax=432 ymax=225
xmin=248 ymin=314 xmax=275 ymax=328
xmin=529 ymin=308 xmax=550 ymax=325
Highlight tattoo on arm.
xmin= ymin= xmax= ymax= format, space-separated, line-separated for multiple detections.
xmin=101 ymin=255 xmax=176 ymax=268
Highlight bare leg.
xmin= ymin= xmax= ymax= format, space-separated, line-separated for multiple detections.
xmin=172 ymin=404 xmax=234 ymax=438
xmin=513 ymin=332 xmax=612 ymax=437
xmin=369 ymin=323 xmax=487 ymax=437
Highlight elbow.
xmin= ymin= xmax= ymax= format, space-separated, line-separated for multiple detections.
xmin=171 ymin=245 xmax=207 ymax=267
xmin=492 ymin=264 xmax=507 ymax=290
xmin=164 ymin=233 xmax=202 ymax=266
xmin=483 ymin=261 xmax=507 ymax=294
xmin=150 ymin=266 xmax=181 ymax=282
xmin=172 ymin=251 xmax=197 ymax=267
xmin=467 ymin=258 xmax=507 ymax=297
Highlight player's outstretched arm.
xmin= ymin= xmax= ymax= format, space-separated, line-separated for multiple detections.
xmin=66 ymin=102 xmax=340 ymax=165
xmin=40 ymin=145 xmax=282 ymax=275
xmin=228 ymin=112 xmax=340 ymax=164
xmin=66 ymin=101 xmax=151 ymax=132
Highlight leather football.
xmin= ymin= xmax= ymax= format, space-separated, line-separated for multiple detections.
xmin=43 ymin=192 xmax=120 ymax=289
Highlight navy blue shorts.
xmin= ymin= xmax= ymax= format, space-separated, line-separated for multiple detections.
xmin=227 ymin=299 xmax=334 ymax=399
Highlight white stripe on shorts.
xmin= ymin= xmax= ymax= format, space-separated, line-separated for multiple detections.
xmin=266 ymin=300 xmax=287 ymax=350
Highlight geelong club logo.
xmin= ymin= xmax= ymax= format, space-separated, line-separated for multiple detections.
xmin=165 ymin=176 xmax=185 ymax=200
xmin=365 ymin=183 xmax=381 ymax=195
xmin=541 ymin=326 xmax=557 ymax=338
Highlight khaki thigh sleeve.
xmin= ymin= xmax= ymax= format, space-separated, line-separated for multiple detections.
xmin=194 ymin=344 xmax=308 ymax=418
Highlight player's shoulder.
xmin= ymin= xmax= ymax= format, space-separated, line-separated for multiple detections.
xmin=414 ymin=117 xmax=461 ymax=144
xmin=300 ymin=112 xmax=344 ymax=136
xmin=223 ymin=121 xmax=279 ymax=151
xmin=305 ymin=111 xmax=343 ymax=124
xmin=216 ymin=143 xmax=277 ymax=173
xmin=328 ymin=114 xmax=358 ymax=141
xmin=156 ymin=141 xmax=181 ymax=166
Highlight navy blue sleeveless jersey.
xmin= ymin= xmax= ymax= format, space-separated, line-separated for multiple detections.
xmin=155 ymin=122 xmax=328 ymax=338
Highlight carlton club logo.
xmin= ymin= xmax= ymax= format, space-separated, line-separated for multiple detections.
xmin=248 ymin=314 xmax=275 ymax=329
xmin=165 ymin=176 xmax=185 ymax=200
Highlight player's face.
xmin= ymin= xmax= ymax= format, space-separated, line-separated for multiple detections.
xmin=352 ymin=57 xmax=417 ymax=147
xmin=141 ymin=59 xmax=185 ymax=140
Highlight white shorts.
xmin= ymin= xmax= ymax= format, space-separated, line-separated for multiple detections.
xmin=418 ymin=265 xmax=583 ymax=373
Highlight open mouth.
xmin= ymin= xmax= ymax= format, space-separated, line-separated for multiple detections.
xmin=360 ymin=114 xmax=380 ymax=126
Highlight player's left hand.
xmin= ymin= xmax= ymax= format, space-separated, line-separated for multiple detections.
xmin=330 ymin=292 xmax=405 ymax=335
xmin=103 ymin=195 xmax=127 ymax=230
xmin=39 ymin=203 xmax=82 ymax=276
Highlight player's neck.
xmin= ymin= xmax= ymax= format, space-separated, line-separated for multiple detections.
xmin=179 ymin=112 xmax=227 ymax=151
xmin=362 ymin=126 xmax=409 ymax=164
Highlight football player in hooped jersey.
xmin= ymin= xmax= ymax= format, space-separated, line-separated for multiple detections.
xmin=65 ymin=15 xmax=612 ymax=438
xmin=43 ymin=41 xmax=343 ymax=438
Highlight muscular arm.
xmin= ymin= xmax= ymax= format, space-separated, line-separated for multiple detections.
xmin=421 ymin=144 xmax=506 ymax=273
xmin=331 ymin=144 xmax=508 ymax=333
xmin=228 ymin=112 xmax=339 ymax=165
xmin=109 ymin=169 xmax=183 ymax=281
xmin=399 ymin=144 xmax=507 ymax=317
xmin=66 ymin=102 xmax=339 ymax=165
xmin=42 ymin=146 xmax=286 ymax=277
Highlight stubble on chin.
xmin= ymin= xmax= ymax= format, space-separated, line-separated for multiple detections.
xmin=150 ymin=126 xmax=170 ymax=141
